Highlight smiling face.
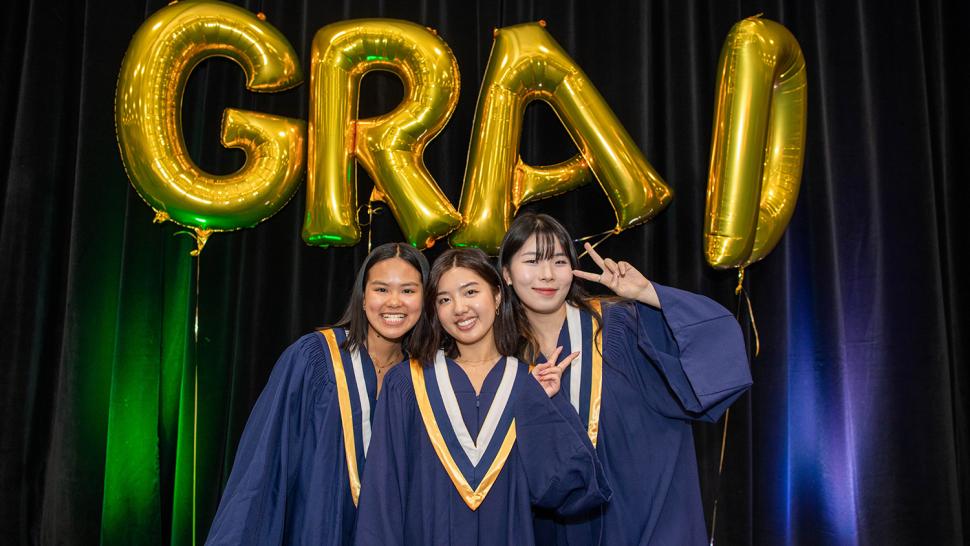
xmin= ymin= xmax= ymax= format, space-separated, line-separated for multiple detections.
xmin=435 ymin=266 xmax=501 ymax=348
xmin=503 ymin=234 xmax=573 ymax=315
xmin=363 ymin=257 xmax=424 ymax=343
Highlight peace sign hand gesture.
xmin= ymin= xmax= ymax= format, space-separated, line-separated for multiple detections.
xmin=573 ymin=242 xmax=661 ymax=308
xmin=531 ymin=346 xmax=579 ymax=398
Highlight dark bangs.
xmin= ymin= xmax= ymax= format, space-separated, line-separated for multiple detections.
xmin=532 ymin=226 xmax=563 ymax=262
xmin=499 ymin=212 xmax=579 ymax=269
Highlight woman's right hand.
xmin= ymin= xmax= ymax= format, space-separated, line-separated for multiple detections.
xmin=531 ymin=346 xmax=579 ymax=398
xmin=573 ymin=242 xmax=661 ymax=307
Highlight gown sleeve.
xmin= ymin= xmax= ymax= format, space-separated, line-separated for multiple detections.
xmin=353 ymin=364 xmax=412 ymax=546
xmin=605 ymin=283 xmax=752 ymax=422
xmin=513 ymin=373 xmax=612 ymax=516
xmin=205 ymin=332 xmax=333 ymax=545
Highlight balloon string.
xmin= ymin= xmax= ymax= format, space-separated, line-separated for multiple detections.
xmin=357 ymin=201 xmax=385 ymax=254
xmin=574 ymin=228 xmax=614 ymax=243
xmin=191 ymin=252 xmax=201 ymax=545
xmin=710 ymin=269 xmax=759 ymax=545
xmin=740 ymin=285 xmax=761 ymax=357
xmin=708 ymin=407 xmax=731 ymax=546
xmin=576 ymin=229 xmax=616 ymax=259
xmin=734 ymin=268 xmax=760 ymax=357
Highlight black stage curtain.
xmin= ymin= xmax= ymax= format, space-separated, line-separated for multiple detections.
xmin=1 ymin=0 xmax=967 ymax=544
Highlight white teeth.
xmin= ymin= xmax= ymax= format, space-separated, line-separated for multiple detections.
xmin=457 ymin=318 xmax=476 ymax=328
xmin=381 ymin=313 xmax=406 ymax=324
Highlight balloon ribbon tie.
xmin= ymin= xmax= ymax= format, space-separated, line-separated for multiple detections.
xmin=357 ymin=201 xmax=384 ymax=253
xmin=174 ymin=228 xmax=212 ymax=257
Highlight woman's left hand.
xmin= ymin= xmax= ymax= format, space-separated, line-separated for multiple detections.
xmin=532 ymin=346 xmax=579 ymax=398
xmin=573 ymin=242 xmax=661 ymax=307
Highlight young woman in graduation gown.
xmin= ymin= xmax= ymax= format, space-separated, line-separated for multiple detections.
xmin=205 ymin=243 xmax=429 ymax=545
xmin=353 ymin=248 xmax=612 ymax=546
xmin=498 ymin=213 xmax=753 ymax=546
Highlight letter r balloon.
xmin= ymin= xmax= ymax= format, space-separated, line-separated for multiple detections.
xmin=304 ymin=19 xmax=463 ymax=249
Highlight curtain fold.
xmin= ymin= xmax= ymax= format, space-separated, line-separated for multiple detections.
xmin=1 ymin=0 xmax=966 ymax=544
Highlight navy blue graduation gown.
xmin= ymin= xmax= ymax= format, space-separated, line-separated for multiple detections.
xmin=354 ymin=355 xmax=611 ymax=546
xmin=206 ymin=329 xmax=379 ymax=545
xmin=533 ymin=283 xmax=752 ymax=545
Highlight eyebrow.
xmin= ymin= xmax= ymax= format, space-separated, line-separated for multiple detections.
xmin=437 ymin=281 xmax=479 ymax=296
xmin=522 ymin=251 xmax=568 ymax=257
xmin=369 ymin=280 xmax=420 ymax=287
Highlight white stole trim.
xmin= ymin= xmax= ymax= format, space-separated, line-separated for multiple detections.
xmin=566 ymin=303 xmax=583 ymax=413
xmin=434 ymin=350 xmax=518 ymax=467
xmin=349 ymin=344 xmax=372 ymax=456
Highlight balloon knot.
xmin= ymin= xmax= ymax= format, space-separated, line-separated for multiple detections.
xmin=190 ymin=228 xmax=212 ymax=257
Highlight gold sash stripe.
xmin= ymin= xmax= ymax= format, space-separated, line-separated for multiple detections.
xmin=587 ymin=299 xmax=604 ymax=447
xmin=320 ymin=329 xmax=363 ymax=506
xmin=409 ymin=359 xmax=517 ymax=511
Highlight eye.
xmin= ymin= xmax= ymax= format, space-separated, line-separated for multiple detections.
xmin=373 ymin=286 xmax=388 ymax=293
xmin=555 ymin=259 xmax=569 ymax=266
xmin=522 ymin=258 xmax=537 ymax=264
xmin=437 ymin=296 xmax=450 ymax=305
xmin=465 ymin=288 xmax=479 ymax=297
xmin=402 ymin=288 xmax=416 ymax=294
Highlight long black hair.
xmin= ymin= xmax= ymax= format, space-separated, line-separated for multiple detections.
xmin=334 ymin=242 xmax=430 ymax=353
xmin=411 ymin=248 xmax=520 ymax=364
xmin=497 ymin=212 xmax=602 ymax=364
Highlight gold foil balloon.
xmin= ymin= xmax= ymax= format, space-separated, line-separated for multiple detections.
xmin=705 ymin=16 xmax=807 ymax=269
xmin=115 ymin=0 xmax=305 ymax=235
xmin=451 ymin=22 xmax=672 ymax=254
xmin=305 ymin=19 xmax=462 ymax=249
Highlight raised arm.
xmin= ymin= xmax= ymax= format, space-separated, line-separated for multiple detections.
xmin=604 ymin=290 xmax=752 ymax=422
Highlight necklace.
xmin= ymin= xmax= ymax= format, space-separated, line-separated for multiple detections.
xmin=455 ymin=354 xmax=501 ymax=367
xmin=373 ymin=353 xmax=401 ymax=376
